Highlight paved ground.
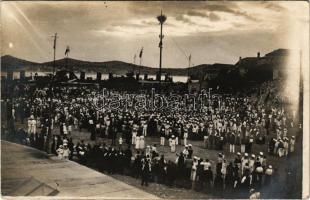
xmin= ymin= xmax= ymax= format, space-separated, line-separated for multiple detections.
xmin=1 ymin=140 xmax=159 ymax=199
xmin=4 ymin=121 xmax=303 ymax=198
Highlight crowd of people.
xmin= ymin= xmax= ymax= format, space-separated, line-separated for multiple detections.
xmin=2 ymin=80 xmax=302 ymax=198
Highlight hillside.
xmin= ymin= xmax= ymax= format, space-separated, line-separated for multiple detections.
xmin=1 ymin=55 xmax=40 ymax=71
xmin=1 ymin=55 xmax=234 ymax=76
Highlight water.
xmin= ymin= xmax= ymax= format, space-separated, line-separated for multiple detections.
xmin=1 ymin=71 xmax=188 ymax=83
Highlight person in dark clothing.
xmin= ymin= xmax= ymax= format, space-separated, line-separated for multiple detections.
xmin=216 ymin=162 xmax=222 ymax=176
xmin=90 ymin=122 xmax=96 ymax=141
xmin=141 ymin=158 xmax=151 ymax=186
xmin=158 ymin=155 xmax=166 ymax=184
xmin=205 ymin=166 xmax=213 ymax=193
xmin=133 ymin=153 xmax=142 ymax=178
xmin=110 ymin=126 xmax=117 ymax=146
xmin=225 ymin=162 xmax=235 ymax=192
xmin=176 ymin=152 xmax=185 ymax=186
xmin=166 ymin=160 xmax=176 ymax=187
xmin=269 ymin=137 xmax=276 ymax=155
xmin=214 ymin=173 xmax=224 ymax=196
xmin=240 ymin=174 xmax=251 ymax=198
xmin=68 ymin=138 xmax=74 ymax=160
xmin=196 ymin=158 xmax=204 ymax=191
xmin=124 ymin=147 xmax=132 ymax=169
xmin=188 ymin=144 xmax=193 ymax=158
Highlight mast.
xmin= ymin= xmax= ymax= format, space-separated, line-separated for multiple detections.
xmin=157 ymin=11 xmax=167 ymax=93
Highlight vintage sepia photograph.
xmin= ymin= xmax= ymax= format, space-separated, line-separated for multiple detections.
xmin=1 ymin=1 xmax=309 ymax=199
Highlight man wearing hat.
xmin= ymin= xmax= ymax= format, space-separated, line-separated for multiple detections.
xmin=30 ymin=115 xmax=37 ymax=135
xmin=170 ymin=135 xmax=176 ymax=153
xmin=132 ymin=125 xmax=138 ymax=145
xmin=278 ymin=139 xmax=284 ymax=157
xmin=190 ymin=156 xmax=199 ymax=188
xmin=264 ymin=165 xmax=273 ymax=186
xmin=290 ymin=136 xmax=295 ymax=153
xmin=229 ymin=132 xmax=236 ymax=153
xmin=249 ymin=188 xmax=261 ymax=199
xmin=27 ymin=115 xmax=32 ymax=135
xmin=63 ymin=143 xmax=70 ymax=160
xmin=258 ymin=152 xmax=264 ymax=165
xmin=249 ymin=154 xmax=255 ymax=173
xmin=234 ymin=152 xmax=242 ymax=170
xmin=183 ymin=128 xmax=188 ymax=146
xmin=139 ymin=135 xmax=145 ymax=150
xmin=160 ymin=126 xmax=165 ymax=146
xmin=56 ymin=145 xmax=64 ymax=159
xmin=183 ymin=145 xmax=189 ymax=158
xmin=284 ymin=137 xmax=289 ymax=156
xmin=241 ymin=153 xmax=249 ymax=175
xmin=268 ymin=137 xmax=276 ymax=155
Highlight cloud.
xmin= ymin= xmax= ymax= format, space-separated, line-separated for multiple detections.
xmin=187 ymin=10 xmax=208 ymax=17
xmin=209 ymin=12 xmax=221 ymax=22
xmin=175 ymin=15 xmax=195 ymax=25
xmin=187 ymin=10 xmax=221 ymax=22
xmin=263 ymin=2 xmax=286 ymax=12
xmin=204 ymin=4 xmax=258 ymax=21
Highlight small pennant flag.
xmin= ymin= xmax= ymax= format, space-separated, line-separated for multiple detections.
xmin=139 ymin=47 xmax=143 ymax=58
xmin=65 ymin=46 xmax=70 ymax=56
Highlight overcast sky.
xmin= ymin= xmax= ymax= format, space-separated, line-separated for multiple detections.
xmin=2 ymin=1 xmax=308 ymax=68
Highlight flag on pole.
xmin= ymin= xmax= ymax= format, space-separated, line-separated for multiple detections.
xmin=65 ymin=46 xmax=70 ymax=56
xmin=139 ymin=47 xmax=143 ymax=58
xmin=189 ymin=54 xmax=191 ymax=62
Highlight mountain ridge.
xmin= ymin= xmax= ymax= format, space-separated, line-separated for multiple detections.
xmin=1 ymin=55 xmax=234 ymax=76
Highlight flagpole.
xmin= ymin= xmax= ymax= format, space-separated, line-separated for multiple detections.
xmin=48 ymin=32 xmax=58 ymax=154
xmin=157 ymin=11 xmax=167 ymax=93
xmin=139 ymin=47 xmax=143 ymax=77
xmin=133 ymin=54 xmax=136 ymax=73
xmin=139 ymin=56 xmax=141 ymax=75
xmin=188 ymin=54 xmax=191 ymax=79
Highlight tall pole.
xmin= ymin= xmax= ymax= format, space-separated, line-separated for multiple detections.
xmin=53 ymin=33 xmax=58 ymax=76
xmin=159 ymin=20 xmax=163 ymax=91
xmin=157 ymin=11 xmax=167 ymax=93
xmin=133 ymin=54 xmax=136 ymax=73
xmin=47 ymin=33 xmax=57 ymax=154
xmin=65 ymin=46 xmax=70 ymax=71
xmin=188 ymin=54 xmax=191 ymax=79
xmin=139 ymin=56 xmax=141 ymax=75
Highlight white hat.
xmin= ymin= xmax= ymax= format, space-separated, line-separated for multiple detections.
xmin=237 ymin=152 xmax=241 ymax=156
xmin=188 ymin=144 xmax=192 ymax=147
xmin=251 ymin=154 xmax=255 ymax=158
xmin=244 ymin=153 xmax=248 ymax=157
xmin=259 ymin=152 xmax=263 ymax=156
xmin=268 ymin=165 xmax=272 ymax=169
